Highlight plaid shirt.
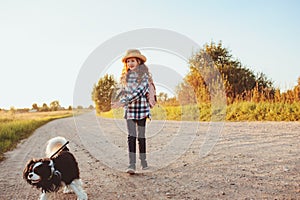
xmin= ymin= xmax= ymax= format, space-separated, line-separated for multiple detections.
xmin=120 ymin=71 xmax=151 ymax=119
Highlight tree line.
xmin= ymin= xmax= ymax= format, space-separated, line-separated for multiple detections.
xmin=30 ymin=100 xmax=68 ymax=112
xmin=171 ymin=41 xmax=299 ymax=105
xmin=92 ymin=41 xmax=300 ymax=113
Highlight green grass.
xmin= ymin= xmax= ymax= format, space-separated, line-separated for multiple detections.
xmin=225 ymin=102 xmax=300 ymax=121
xmin=0 ymin=111 xmax=74 ymax=161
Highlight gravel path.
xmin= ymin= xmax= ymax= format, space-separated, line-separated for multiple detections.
xmin=0 ymin=112 xmax=299 ymax=199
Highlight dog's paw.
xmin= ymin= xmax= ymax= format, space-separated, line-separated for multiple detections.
xmin=63 ymin=186 xmax=74 ymax=194
xmin=39 ymin=193 xmax=49 ymax=200
xmin=77 ymin=192 xmax=88 ymax=200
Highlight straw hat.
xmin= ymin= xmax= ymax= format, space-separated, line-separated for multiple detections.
xmin=122 ymin=49 xmax=147 ymax=63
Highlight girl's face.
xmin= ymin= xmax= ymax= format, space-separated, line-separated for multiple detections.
xmin=126 ymin=58 xmax=139 ymax=71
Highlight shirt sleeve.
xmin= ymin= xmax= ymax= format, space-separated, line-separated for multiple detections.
xmin=120 ymin=74 xmax=148 ymax=105
xmin=112 ymin=84 xmax=122 ymax=100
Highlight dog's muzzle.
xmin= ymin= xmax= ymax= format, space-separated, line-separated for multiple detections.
xmin=28 ymin=172 xmax=41 ymax=183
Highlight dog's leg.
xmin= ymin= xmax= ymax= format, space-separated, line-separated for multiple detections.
xmin=40 ymin=192 xmax=49 ymax=200
xmin=69 ymin=179 xmax=88 ymax=200
xmin=63 ymin=185 xmax=74 ymax=193
xmin=62 ymin=182 xmax=74 ymax=194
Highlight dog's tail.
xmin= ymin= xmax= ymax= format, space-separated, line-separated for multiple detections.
xmin=45 ymin=136 xmax=69 ymax=158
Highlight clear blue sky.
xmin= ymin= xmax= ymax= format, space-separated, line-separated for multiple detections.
xmin=1 ymin=0 xmax=299 ymax=109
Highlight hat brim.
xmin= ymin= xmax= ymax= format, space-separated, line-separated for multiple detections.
xmin=122 ymin=54 xmax=147 ymax=63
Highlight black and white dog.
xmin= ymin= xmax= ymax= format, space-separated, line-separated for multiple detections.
xmin=23 ymin=136 xmax=88 ymax=200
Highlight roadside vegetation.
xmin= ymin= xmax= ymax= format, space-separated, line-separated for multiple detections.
xmin=0 ymin=110 xmax=75 ymax=161
xmin=98 ymin=102 xmax=300 ymax=122
xmin=94 ymin=41 xmax=300 ymax=122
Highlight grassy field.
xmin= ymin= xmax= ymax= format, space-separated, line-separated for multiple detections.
xmin=0 ymin=110 xmax=75 ymax=161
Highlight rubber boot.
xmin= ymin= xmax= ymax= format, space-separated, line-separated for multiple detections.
xmin=127 ymin=136 xmax=136 ymax=174
xmin=138 ymin=138 xmax=148 ymax=169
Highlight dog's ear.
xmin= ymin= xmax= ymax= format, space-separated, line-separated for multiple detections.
xmin=23 ymin=159 xmax=44 ymax=179
xmin=23 ymin=159 xmax=35 ymax=180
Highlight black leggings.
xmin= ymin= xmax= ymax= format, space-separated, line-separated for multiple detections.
xmin=126 ymin=118 xmax=147 ymax=164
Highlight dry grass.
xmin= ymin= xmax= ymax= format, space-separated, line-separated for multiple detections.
xmin=0 ymin=110 xmax=76 ymax=161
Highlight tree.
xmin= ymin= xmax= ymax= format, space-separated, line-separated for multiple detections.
xmin=176 ymin=82 xmax=197 ymax=105
xmin=180 ymin=41 xmax=274 ymax=103
xmin=185 ymin=63 xmax=211 ymax=103
xmin=88 ymin=105 xmax=94 ymax=109
xmin=255 ymin=72 xmax=275 ymax=100
xmin=203 ymin=41 xmax=257 ymax=99
xmin=157 ymin=92 xmax=168 ymax=102
xmin=50 ymin=100 xmax=60 ymax=111
xmin=293 ymin=76 xmax=300 ymax=101
xmin=40 ymin=103 xmax=49 ymax=112
xmin=32 ymin=103 xmax=39 ymax=111
xmin=10 ymin=106 xmax=16 ymax=114
xmin=92 ymin=74 xmax=116 ymax=113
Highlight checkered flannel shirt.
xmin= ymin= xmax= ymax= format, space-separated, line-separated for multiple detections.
xmin=120 ymin=71 xmax=151 ymax=119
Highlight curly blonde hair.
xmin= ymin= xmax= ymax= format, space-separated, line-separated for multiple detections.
xmin=120 ymin=58 xmax=153 ymax=86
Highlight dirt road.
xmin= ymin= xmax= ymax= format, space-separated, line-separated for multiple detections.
xmin=0 ymin=112 xmax=299 ymax=199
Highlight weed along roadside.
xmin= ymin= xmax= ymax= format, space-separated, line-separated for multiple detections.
xmin=0 ymin=110 xmax=76 ymax=161
xmin=99 ymin=102 xmax=300 ymax=122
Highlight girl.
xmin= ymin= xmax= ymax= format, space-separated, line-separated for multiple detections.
xmin=112 ymin=49 xmax=152 ymax=174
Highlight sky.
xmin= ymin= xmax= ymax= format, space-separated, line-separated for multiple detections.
xmin=1 ymin=0 xmax=300 ymax=109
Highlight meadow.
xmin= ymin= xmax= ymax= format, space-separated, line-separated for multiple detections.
xmin=0 ymin=110 xmax=75 ymax=161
